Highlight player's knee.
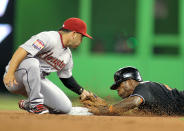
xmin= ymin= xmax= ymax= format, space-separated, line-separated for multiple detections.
xmin=28 ymin=59 xmax=40 ymax=69
xmin=58 ymin=100 xmax=72 ymax=114
xmin=64 ymin=101 xmax=72 ymax=113
xmin=51 ymin=100 xmax=72 ymax=114
xmin=25 ymin=59 xmax=40 ymax=73
xmin=6 ymin=85 xmax=27 ymax=97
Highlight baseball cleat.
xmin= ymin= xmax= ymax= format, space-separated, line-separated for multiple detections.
xmin=18 ymin=100 xmax=29 ymax=111
xmin=28 ymin=104 xmax=49 ymax=114
xmin=18 ymin=100 xmax=49 ymax=114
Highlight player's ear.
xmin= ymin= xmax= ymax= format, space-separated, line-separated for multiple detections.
xmin=72 ymin=31 xmax=77 ymax=39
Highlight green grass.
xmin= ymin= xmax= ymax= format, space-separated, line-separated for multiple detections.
xmin=0 ymin=94 xmax=24 ymax=110
xmin=180 ymin=118 xmax=184 ymax=121
xmin=0 ymin=93 xmax=119 ymax=110
xmin=0 ymin=94 xmax=82 ymax=110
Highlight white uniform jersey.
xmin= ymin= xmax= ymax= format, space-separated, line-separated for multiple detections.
xmin=20 ymin=31 xmax=73 ymax=78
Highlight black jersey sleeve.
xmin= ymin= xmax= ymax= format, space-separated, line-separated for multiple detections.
xmin=60 ymin=76 xmax=84 ymax=95
xmin=130 ymin=82 xmax=153 ymax=105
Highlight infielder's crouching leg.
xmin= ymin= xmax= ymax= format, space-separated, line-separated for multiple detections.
xmin=4 ymin=58 xmax=49 ymax=114
xmin=40 ymin=78 xmax=72 ymax=114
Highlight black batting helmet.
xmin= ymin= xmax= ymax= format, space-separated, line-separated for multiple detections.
xmin=110 ymin=66 xmax=143 ymax=90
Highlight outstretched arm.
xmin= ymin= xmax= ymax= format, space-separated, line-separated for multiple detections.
xmin=60 ymin=76 xmax=83 ymax=95
xmin=60 ymin=76 xmax=92 ymax=99
xmin=112 ymin=96 xmax=143 ymax=114
xmin=89 ymin=96 xmax=143 ymax=116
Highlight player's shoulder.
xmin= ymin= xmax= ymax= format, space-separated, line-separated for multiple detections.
xmin=36 ymin=31 xmax=61 ymax=45
xmin=135 ymin=81 xmax=154 ymax=90
xmin=138 ymin=81 xmax=152 ymax=86
xmin=139 ymin=81 xmax=160 ymax=85
xmin=136 ymin=81 xmax=164 ymax=91
xmin=36 ymin=31 xmax=58 ymax=37
xmin=65 ymin=47 xmax=72 ymax=57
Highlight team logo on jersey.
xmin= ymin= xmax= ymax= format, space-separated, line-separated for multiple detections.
xmin=32 ymin=39 xmax=44 ymax=50
xmin=39 ymin=51 xmax=66 ymax=71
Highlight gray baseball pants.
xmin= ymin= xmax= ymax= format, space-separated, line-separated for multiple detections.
xmin=4 ymin=58 xmax=72 ymax=114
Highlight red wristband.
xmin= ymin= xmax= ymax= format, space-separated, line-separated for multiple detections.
xmin=109 ymin=105 xmax=113 ymax=113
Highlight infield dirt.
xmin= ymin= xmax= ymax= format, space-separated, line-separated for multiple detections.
xmin=0 ymin=110 xmax=184 ymax=131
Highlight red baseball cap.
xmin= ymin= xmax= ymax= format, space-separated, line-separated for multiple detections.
xmin=62 ymin=18 xmax=92 ymax=39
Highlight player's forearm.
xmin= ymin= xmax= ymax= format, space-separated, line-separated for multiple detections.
xmin=90 ymin=97 xmax=140 ymax=116
xmin=111 ymin=96 xmax=142 ymax=114
xmin=60 ymin=76 xmax=84 ymax=95
xmin=7 ymin=47 xmax=28 ymax=74
xmin=112 ymin=100 xmax=136 ymax=113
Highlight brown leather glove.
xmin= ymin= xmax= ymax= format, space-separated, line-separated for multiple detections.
xmin=80 ymin=94 xmax=108 ymax=108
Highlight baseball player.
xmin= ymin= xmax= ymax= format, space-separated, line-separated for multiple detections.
xmin=3 ymin=17 xmax=93 ymax=114
xmin=87 ymin=66 xmax=184 ymax=116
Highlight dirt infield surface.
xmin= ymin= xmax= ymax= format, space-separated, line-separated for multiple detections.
xmin=1 ymin=110 xmax=184 ymax=131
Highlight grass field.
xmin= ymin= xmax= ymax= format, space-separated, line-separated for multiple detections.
xmin=0 ymin=94 xmax=87 ymax=110
xmin=0 ymin=93 xmax=120 ymax=111
xmin=0 ymin=94 xmax=24 ymax=110
xmin=1 ymin=94 xmax=184 ymax=131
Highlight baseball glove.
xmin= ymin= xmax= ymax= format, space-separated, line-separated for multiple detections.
xmin=80 ymin=94 xmax=108 ymax=108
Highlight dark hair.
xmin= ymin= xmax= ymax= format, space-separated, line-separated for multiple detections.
xmin=58 ymin=27 xmax=72 ymax=32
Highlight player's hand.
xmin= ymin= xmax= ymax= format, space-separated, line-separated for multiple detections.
xmin=80 ymin=89 xmax=93 ymax=100
xmin=3 ymin=72 xmax=18 ymax=88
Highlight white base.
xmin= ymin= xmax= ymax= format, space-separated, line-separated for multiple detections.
xmin=68 ymin=107 xmax=93 ymax=116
